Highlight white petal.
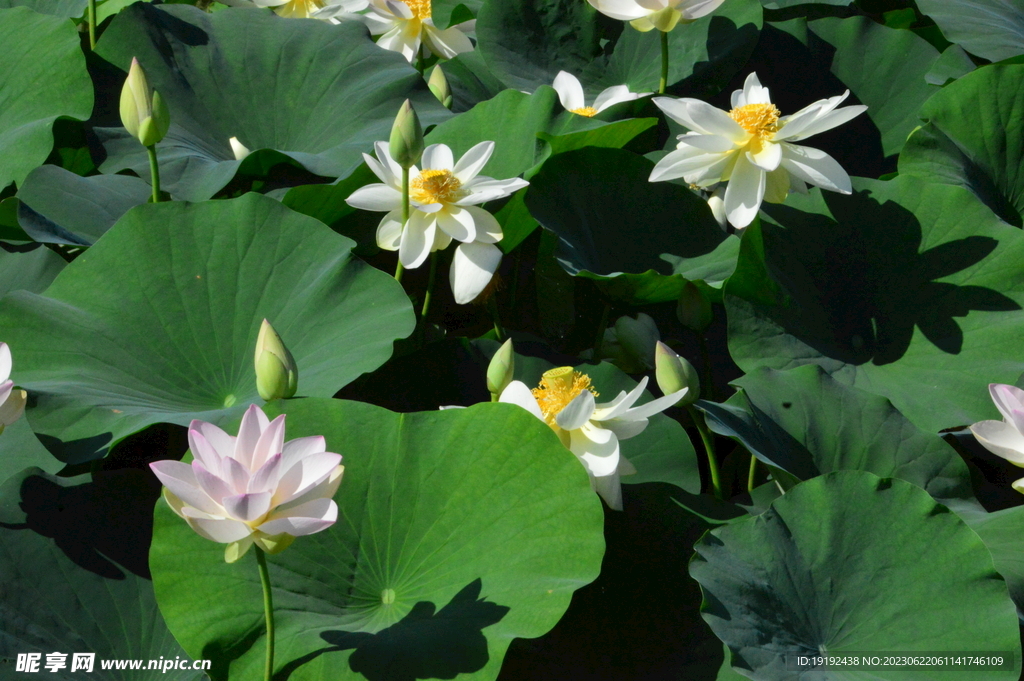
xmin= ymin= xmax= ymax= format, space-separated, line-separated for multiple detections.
xmin=601 ymin=417 xmax=649 ymax=440
xmin=461 ymin=205 xmax=503 ymax=243
xmin=234 ymin=405 xmax=269 ymax=469
xmin=677 ymin=133 xmax=736 ymax=153
xmin=150 ymin=460 xmax=223 ymax=515
xmin=991 ymin=384 xmax=1024 ymax=432
xmin=374 ymin=141 xmax=405 ymax=185
xmin=453 ymin=141 xmax=495 ymax=183
xmin=591 ymin=468 xmax=624 ymax=511
xmin=570 ymin=422 xmax=621 ymax=477
xmin=677 ymin=0 xmax=726 ymax=19
xmin=458 ymin=177 xmax=529 ymax=204
xmin=653 ymin=97 xmax=746 ymax=142
xmin=383 ymin=0 xmax=413 ymax=18
xmin=593 ymin=378 xmax=648 ymax=420
xmin=779 ymin=144 xmax=851 ymax=194
xmin=553 ymin=71 xmax=586 ymax=111
xmin=723 ymin=155 xmax=765 ymax=228
xmin=556 ymin=391 xmax=597 ymax=431
xmin=192 ymin=460 xmax=234 ymax=505
xmin=620 ymin=389 xmax=687 ymax=420
xmin=248 ymin=452 xmax=284 ymax=494
xmin=259 ymin=498 xmax=338 ymax=536
xmin=250 ymin=414 xmax=286 ymax=471
xmin=776 ymin=105 xmax=867 ymax=142
xmin=970 ymin=420 xmax=1024 ymax=466
xmin=346 ymin=183 xmax=403 ymax=212
xmin=648 ymin=146 xmax=731 ymax=184
xmin=188 ymin=429 xmax=223 ymax=474
xmin=450 ymin=242 xmax=502 ymax=304
xmin=421 ymin=24 xmax=474 ymax=59
xmin=586 ymin=0 xmax=650 ymax=21
xmin=421 ymin=143 xmax=455 ymax=171
xmin=377 ymin=24 xmax=420 ymax=62
xmin=187 ymin=517 xmax=253 ymax=543
xmin=0 ymin=387 xmax=25 ymax=427
xmin=223 ymin=491 xmax=273 ymax=523
xmin=275 ymin=464 xmax=344 ymax=510
xmin=280 ymin=435 xmax=328 ymax=468
xmin=274 ymin=451 xmax=344 ymax=506
xmin=398 ymin=211 xmax=435 ymax=269
xmin=376 ymin=209 xmax=405 ymax=251
xmin=740 ymin=72 xmax=771 ymax=106
xmin=436 ymin=205 xmax=477 ymax=242
xmin=594 ymin=85 xmax=642 ymax=112
xmin=498 ymin=381 xmax=545 ymax=420
xmin=0 ymin=343 xmax=10 ymax=382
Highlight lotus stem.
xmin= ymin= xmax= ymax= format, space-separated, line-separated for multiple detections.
xmin=87 ymin=0 xmax=96 ymax=49
xmin=146 ymin=145 xmax=161 ymax=203
xmin=416 ymin=49 xmax=425 ymax=77
xmin=659 ymin=30 xmax=668 ymax=94
xmin=687 ymin=405 xmax=722 ymax=499
xmin=421 ymin=251 xmax=437 ymax=319
xmin=254 ymin=547 xmax=275 ymax=681
xmin=747 ymin=452 xmax=758 ymax=493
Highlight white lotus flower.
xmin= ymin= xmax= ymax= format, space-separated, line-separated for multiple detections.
xmin=499 ymin=367 xmax=686 ymax=510
xmin=649 ymin=72 xmax=867 ymax=228
xmin=552 ymin=71 xmax=649 ymax=117
xmin=349 ymin=0 xmax=474 ymax=62
xmin=970 ymin=384 xmax=1024 ymax=493
xmin=346 ymin=141 xmax=528 ymax=303
xmin=0 ymin=343 xmax=27 ymax=435
xmin=587 ymin=0 xmax=726 ymax=32
xmin=222 ymin=0 xmax=364 ymax=19
xmin=150 ymin=405 xmax=343 ymax=562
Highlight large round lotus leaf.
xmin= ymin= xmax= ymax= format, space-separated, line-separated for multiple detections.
xmin=0 ymin=245 xmax=65 ymax=297
xmin=807 ymin=16 xmax=940 ymax=157
xmin=149 ymin=399 xmax=606 ymax=681
xmin=17 ymin=165 xmax=151 ymax=246
xmin=0 ymin=194 xmax=415 ymax=464
xmin=916 ymin=0 xmax=1024 ymax=62
xmin=0 ymin=0 xmax=86 ymax=16
xmin=476 ymin=0 xmax=761 ymax=96
xmin=474 ymin=339 xmax=701 ymax=493
xmin=724 ymin=176 xmax=1024 ymax=433
xmin=94 ymin=3 xmax=449 ymax=201
xmin=525 ymin=147 xmax=738 ymax=305
xmin=962 ymin=506 xmax=1024 ymax=615
xmin=697 ymin=365 xmax=978 ymax=511
xmin=691 ymin=471 xmax=1021 ymax=680
xmin=0 ymin=468 xmax=205 ymax=679
xmin=0 ymin=7 xmax=93 ymax=192
xmin=899 ymin=64 xmax=1024 ymax=227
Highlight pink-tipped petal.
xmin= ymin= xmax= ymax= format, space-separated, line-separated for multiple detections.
xmin=259 ymin=498 xmax=338 ymax=536
xmin=150 ymin=460 xmax=223 ymax=515
xmin=223 ymin=491 xmax=274 ymax=523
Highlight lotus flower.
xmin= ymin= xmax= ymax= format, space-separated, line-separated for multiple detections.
xmin=0 ymin=343 xmax=27 ymax=435
xmin=499 ymin=367 xmax=686 ymax=510
xmin=552 ymin=71 xmax=648 ymax=117
xmin=970 ymin=384 xmax=1024 ymax=492
xmin=587 ymin=0 xmax=727 ymax=32
xmin=150 ymin=405 xmax=343 ymax=562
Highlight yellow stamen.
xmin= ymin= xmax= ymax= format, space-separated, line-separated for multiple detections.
xmin=403 ymin=0 xmax=431 ymax=19
xmin=570 ymin=106 xmax=598 ymax=117
xmin=728 ymin=102 xmax=780 ymax=140
xmin=410 ymin=169 xmax=464 ymax=205
xmin=531 ymin=367 xmax=599 ymax=427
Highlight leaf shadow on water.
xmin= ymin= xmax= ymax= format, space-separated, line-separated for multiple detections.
xmin=0 ymin=469 xmax=158 ymax=580
xmin=746 ymin=188 xmax=1019 ymax=366
xmin=274 ymin=579 xmax=509 ymax=681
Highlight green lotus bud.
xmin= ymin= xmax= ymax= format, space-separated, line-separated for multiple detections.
xmin=428 ymin=65 xmax=453 ymax=109
xmin=655 ymin=341 xmax=699 ymax=406
xmin=254 ymin=319 xmax=298 ymax=401
xmin=486 ymin=339 xmax=515 ymax=398
xmin=676 ymin=281 xmax=712 ymax=333
xmin=613 ymin=313 xmax=660 ymax=371
xmin=229 ymin=136 xmax=251 ymax=161
xmin=389 ymin=99 xmax=424 ymax=169
xmin=119 ymin=58 xmax=170 ymax=147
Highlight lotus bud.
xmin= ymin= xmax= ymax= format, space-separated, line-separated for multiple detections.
xmin=119 ymin=58 xmax=170 ymax=147
xmin=676 ymin=281 xmax=712 ymax=333
xmin=229 ymin=137 xmax=251 ymax=161
xmin=613 ymin=313 xmax=660 ymax=371
xmin=389 ymin=99 xmax=424 ymax=169
xmin=254 ymin=319 xmax=298 ymax=401
xmin=655 ymin=341 xmax=699 ymax=406
xmin=428 ymin=65 xmax=453 ymax=109
xmin=486 ymin=339 xmax=515 ymax=399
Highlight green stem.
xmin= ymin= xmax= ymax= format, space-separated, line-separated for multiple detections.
xmin=687 ymin=405 xmax=722 ymax=499
xmin=394 ymin=261 xmax=404 ymax=282
xmin=592 ymin=302 xmax=611 ymax=358
xmin=416 ymin=49 xmax=425 ymax=77
xmin=421 ymin=251 xmax=437 ymax=319
xmin=487 ymin=298 xmax=504 ymax=341
xmin=146 ymin=145 xmax=160 ymax=203
xmin=87 ymin=0 xmax=96 ymax=49
xmin=747 ymin=452 xmax=758 ymax=493
xmin=394 ymin=166 xmax=410 ymax=283
xmin=254 ymin=547 xmax=275 ymax=681
xmin=659 ymin=30 xmax=669 ymax=94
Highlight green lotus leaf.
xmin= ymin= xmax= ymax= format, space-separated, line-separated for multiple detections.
xmin=430 ymin=0 xmax=482 ymax=28
xmin=692 ymin=471 xmax=1021 ymax=680
xmin=525 ymin=147 xmax=737 ymax=305
xmin=94 ymin=3 xmax=449 ymax=201
xmin=474 ymin=339 xmax=701 ymax=493
xmin=963 ymin=505 xmax=1024 ymax=615
xmin=0 ymin=0 xmax=86 ymax=17
xmin=925 ymin=44 xmax=976 ymax=86
xmin=808 ymin=16 xmax=940 ymax=157
xmin=916 ymin=0 xmax=1024 ymax=62
xmin=724 ymin=176 xmax=1024 ymax=433
xmin=0 ymin=245 xmax=65 ymax=298
xmin=0 ymin=194 xmax=414 ymax=464
xmin=697 ymin=365 xmax=979 ymax=511
xmin=0 ymin=7 xmax=93 ymax=192
xmin=899 ymin=64 xmax=1024 ymax=227
xmin=476 ymin=0 xmax=762 ymax=96
xmin=17 ymin=165 xmax=151 ymax=246
xmin=149 ymin=399 xmax=605 ymax=681
xmin=0 ymin=468 xmax=205 ymax=679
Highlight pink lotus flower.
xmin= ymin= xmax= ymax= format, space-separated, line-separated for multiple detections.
xmin=970 ymin=383 xmax=1024 ymax=492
